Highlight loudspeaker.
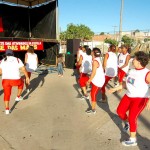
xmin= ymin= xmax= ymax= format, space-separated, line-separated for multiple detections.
xmin=67 ymin=39 xmax=81 ymax=54
xmin=65 ymin=54 xmax=77 ymax=69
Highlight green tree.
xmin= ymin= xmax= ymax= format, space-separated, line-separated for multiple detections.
xmin=104 ymin=38 xmax=118 ymax=45
xmin=121 ymin=35 xmax=135 ymax=46
xmin=144 ymin=38 xmax=150 ymax=42
xmin=60 ymin=23 xmax=94 ymax=41
xmin=100 ymin=32 xmax=105 ymax=35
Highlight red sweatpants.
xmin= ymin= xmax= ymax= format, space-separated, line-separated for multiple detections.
xmin=79 ymin=73 xmax=89 ymax=87
xmin=90 ymin=83 xmax=101 ymax=102
xmin=118 ymin=67 xmax=126 ymax=83
xmin=101 ymin=76 xmax=112 ymax=93
xmin=2 ymin=79 xmax=24 ymax=101
xmin=117 ymin=94 xmax=148 ymax=132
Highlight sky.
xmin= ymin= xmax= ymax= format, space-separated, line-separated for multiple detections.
xmin=58 ymin=0 xmax=150 ymax=34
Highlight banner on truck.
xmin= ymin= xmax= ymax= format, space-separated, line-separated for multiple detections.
xmin=0 ymin=41 xmax=43 ymax=51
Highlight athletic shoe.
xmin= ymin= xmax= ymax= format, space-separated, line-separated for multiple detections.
xmin=86 ymin=109 xmax=96 ymax=114
xmin=81 ymin=94 xmax=89 ymax=100
xmin=114 ymin=83 xmax=119 ymax=87
xmin=98 ymin=99 xmax=107 ymax=103
xmin=123 ymin=122 xmax=130 ymax=132
xmin=122 ymin=139 xmax=137 ymax=146
xmin=15 ymin=96 xmax=23 ymax=102
xmin=5 ymin=110 xmax=10 ymax=115
xmin=26 ymin=89 xmax=30 ymax=93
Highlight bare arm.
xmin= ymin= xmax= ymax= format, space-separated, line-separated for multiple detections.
xmin=146 ymin=72 xmax=150 ymax=110
xmin=120 ymin=55 xmax=130 ymax=69
xmin=0 ymin=68 xmax=2 ymax=75
xmin=24 ymin=53 xmax=28 ymax=65
xmin=20 ymin=66 xmax=30 ymax=85
xmin=108 ymin=81 xmax=126 ymax=94
xmin=76 ymin=55 xmax=83 ymax=66
xmin=36 ymin=56 xmax=38 ymax=66
xmin=103 ymin=53 xmax=109 ymax=70
xmin=86 ymin=60 xmax=98 ymax=85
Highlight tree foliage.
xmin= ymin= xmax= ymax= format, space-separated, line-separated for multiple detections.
xmin=60 ymin=23 xmax=94 ymax=41
xmin=121 ymin=35 xmax=135 ymax=46
xmin=104 ymin=38 xmax=118 ymax=46
xmin=100 ymin=32 xmax=105 ymax=35
xmin=144 ymin=38 xmax=150 ymax=42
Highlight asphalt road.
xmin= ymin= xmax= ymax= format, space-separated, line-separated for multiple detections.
xmin=0 ymin=67 xmax=150 ymax=150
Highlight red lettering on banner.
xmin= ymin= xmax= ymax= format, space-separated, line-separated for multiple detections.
xmin=0 ymin=41 xmax=44 ymax=51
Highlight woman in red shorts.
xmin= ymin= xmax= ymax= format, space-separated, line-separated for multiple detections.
xmin=0 ymin=49 xmax=29 ymax=114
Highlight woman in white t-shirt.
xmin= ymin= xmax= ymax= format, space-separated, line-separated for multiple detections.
xmin=109 ymin=51 xmax=150 ymax=146
xmin=24 ymin=46 xmax=38 ymax=92
xmin=100 ymin=44 xmax=118 ymax=102
xmin=86 ymin=48 xmax=105 ymax=114
xmin=0 ymin=49 xmax=29 ymax=115
xmin=118 ymin=45 xmax=130 ymax=85
xmin=78 ymin=48 xmax=92 ymax=99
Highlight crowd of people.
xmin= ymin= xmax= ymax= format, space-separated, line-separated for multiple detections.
xmin=0 ymin=46 xmax=38 ymax=114
xmin=0 ymin=44 xmax=150 ymax=147
xmin=75 ymin=45 xmax=150 ymax=146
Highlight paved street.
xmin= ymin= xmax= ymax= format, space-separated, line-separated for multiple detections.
xmin=0 ymin=67 xmax=150 ymax=150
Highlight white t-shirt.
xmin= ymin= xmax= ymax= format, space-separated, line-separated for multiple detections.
xmin=118 ymin=52 xmax=130 ymax=73
xmin=77 ymin=50 xmax=83 ymax=61
xmin=0 ymin=56 xmax=24 ymax=79
xmin=92 ymin=57 xmax=105 ymax=87
xmin=105 ymin=52 xmax=118 ymax=77
xmin=80 ymin=54 xmax=92 ymax=74
xmin=126 ymin=68 xmax=150 ymax=98
xmin=25 ymin=53 xmax=38 ymax=72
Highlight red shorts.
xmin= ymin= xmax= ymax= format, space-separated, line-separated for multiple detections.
xmin=2 ymin=79 xmax=24 ymax=101
xmin=79 ymin=73 xmax=89 ymax=87
xmin=118 ymin=67 xmax=126 ymax=83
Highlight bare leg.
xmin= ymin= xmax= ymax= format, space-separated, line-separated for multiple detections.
xmin=4 ymin=101 xmax=9 ymax=109
xmin=17 ymin=89 xmax=23 ymax=97
xmin=130 ymin=132 xmax=136 ymax=138
xmin=92 ymin=102 xmax=96 ymax=110
xmin=81 ymin=86 xmax=87 ymax=95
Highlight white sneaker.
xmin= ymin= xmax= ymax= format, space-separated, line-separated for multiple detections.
xmin=98 ymin=99 xmax=107 ymax=103
xmin=122 ymin=138 xmax=137 ymax=146
xmin=5 ymin=110 xmax=10 ymax=115
xmin=114 ymin=83 xmax=119 ymax=87
xmin=80 ymin=94 xmax=89 ymax=100
xmin=26 ymin=89 xmax=30 ymax=93
xmin=15 ymin=96 xmax=23 ymax=102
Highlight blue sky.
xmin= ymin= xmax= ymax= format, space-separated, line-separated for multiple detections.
xmin=58 ymin=0 xmax=150 ymax=33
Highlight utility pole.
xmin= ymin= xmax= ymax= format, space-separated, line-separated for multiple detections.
xmin=118 ymin=0 xmax=124 ymax=46
xmin=112 ymin=25 xmax=117 ymax=40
